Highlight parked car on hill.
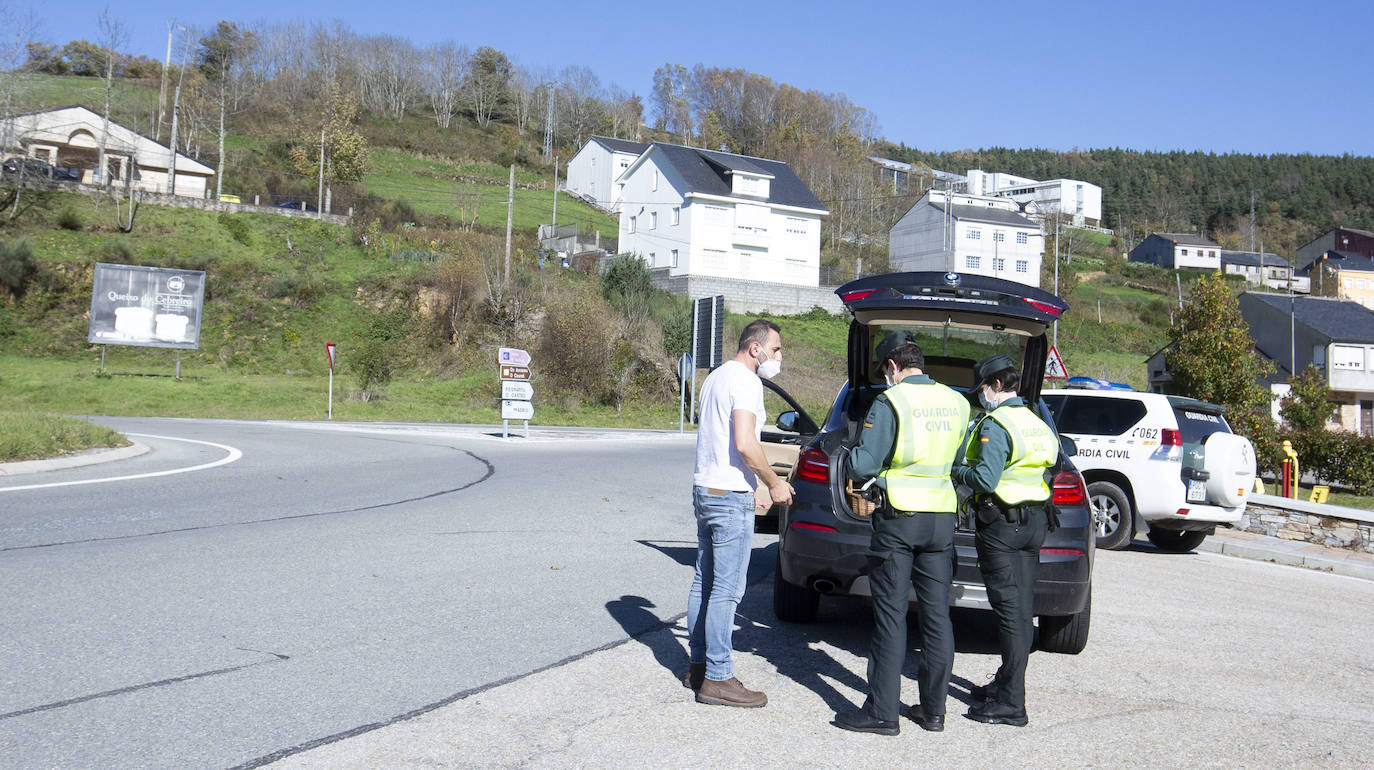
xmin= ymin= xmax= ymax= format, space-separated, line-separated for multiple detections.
xmin=756 ymin=271 xmax=1095 ymax=655
xmin=275 ymin=200 xmax=318 ymax=212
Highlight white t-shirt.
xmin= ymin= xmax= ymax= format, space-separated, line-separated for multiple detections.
xmin=693 ymin=360 xmax=766 ymax=491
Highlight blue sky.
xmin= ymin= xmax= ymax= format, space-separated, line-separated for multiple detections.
xmin=33 ymin=0 xmax=1374 ymax=156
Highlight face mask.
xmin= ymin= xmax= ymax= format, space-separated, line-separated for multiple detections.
xmin=756 ymin=350 xmax=781 ymax=380
xmin=978 ymin=387 xmax=999 ymax=412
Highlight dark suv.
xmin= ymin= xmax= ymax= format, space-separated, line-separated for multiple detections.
xmin=760 ymin=271 xmax=1095 ymax=655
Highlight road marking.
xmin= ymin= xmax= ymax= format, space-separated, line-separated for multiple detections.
xmin=0 ymin=434 xmax=242 ymax=493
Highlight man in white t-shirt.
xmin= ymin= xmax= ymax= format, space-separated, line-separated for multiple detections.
xmin=685 ymin=319 xmax=794 ymax=708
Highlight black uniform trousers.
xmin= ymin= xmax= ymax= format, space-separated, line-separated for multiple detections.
xmin=864 ymin=510 xmax=956 ymax=722
xmin=974 ymin=505 xmax=1048 ymax=710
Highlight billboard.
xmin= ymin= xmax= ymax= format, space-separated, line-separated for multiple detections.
xmin=87 ymin=263 xmax=206 ymax=350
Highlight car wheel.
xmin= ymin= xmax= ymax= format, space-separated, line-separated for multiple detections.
xmin=1087 ymin=481 xmax=1132 ymax=550
xmin=1146 ymin=527 xmax=1208 ymax=553
xmin=772 ymin=550 xmax=819 ymax=623
xmin=1037 ymin=587 xmax=1091 ymax=655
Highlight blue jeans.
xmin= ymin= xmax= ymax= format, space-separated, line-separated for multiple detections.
xmin=687 ymin=486 xmax=754 ymax=681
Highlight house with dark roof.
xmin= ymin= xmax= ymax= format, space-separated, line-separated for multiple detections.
xmin=1296 ymin=226 xmax=1374 ymax=271
xmin=1238 ymin=292 xmax=1374 ymax=434
xmin=1299 ymin=250 xmax=1374 ymax=308
xmin=615 ymin=142 xmax=829 ymax=289
xmin=1127 ymin=233 xmax=1222 ymax=271
xmin=564 ymin=135 xmax=650 ymax=212
xmin=0 ymin=105 xmax=214 ymax=198
xmin=887 ymin=189 xmax=1045 ymax=287
xmin=1220 ymin=250 xmax=1302 ymax=292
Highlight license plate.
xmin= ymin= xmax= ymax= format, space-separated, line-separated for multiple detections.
xmin=1187 ymin=479 xmax=1207 ymax=502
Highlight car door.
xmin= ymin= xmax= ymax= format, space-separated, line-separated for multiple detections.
xmin=755 ymin=379 xmax=820 ymax=534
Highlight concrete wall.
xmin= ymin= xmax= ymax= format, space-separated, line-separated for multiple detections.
xmin=647 ymin=268 xmax=844 ymax=315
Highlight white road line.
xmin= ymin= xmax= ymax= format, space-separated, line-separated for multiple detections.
xmin=0 ymin=434 xmax=242 ymax=493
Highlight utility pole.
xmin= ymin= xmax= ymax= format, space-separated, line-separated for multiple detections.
xmin=1250 ymin=190 xmax=1257 ymax=252
xmin=504 ymin=164 xmax=514 ymax=285
xmin=551 ymin=155 xmax=558 ymax=229
xmin=167 ymin=29 xmax=188 ymax=196
xmin=155 ymin=22 xmax=173 ymax=142
xmin=542 ymin=86 xmax=555 ymax=160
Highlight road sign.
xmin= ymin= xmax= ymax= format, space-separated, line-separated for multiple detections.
xmin=1045 ymin=345 xmax=1068 ymax=380
xmin=501 ymin=399 xmax=535 ymax=420
xmin=500 ymin=365 xmax=531 ymax=381
xmin=677 ymin=352 xmax=693 ymax=383
xmin=325 ymin=342 xmax=336 ymax=372
xmin=501 ymin=380 xmax=534 ymax=400
xmin=499 ymin=347 xmax=531 ymax=366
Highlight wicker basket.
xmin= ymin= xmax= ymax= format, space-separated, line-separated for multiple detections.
xmin=846 ymin=479 xmax=878 ymax=517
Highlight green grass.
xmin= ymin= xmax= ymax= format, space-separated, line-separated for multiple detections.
xmin=0 ymin=410 xmax=128 ymax=462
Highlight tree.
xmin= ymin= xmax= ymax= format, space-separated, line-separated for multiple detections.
xmin=651 ymin=63 xmax=691 ymax=140
xmin=1165 ymin=273 xmax=1273 ymax=409
xmin=1280 ymin=366 xmax=1335 ymax=431
xmin=423 ymin=42 xmax=469 ymax=129
xmin=290 ymin=81 xmax=369 ymax=213
xmin=95 ymin=10 xmax=126 ymax=189
xmin=198 ymin=20 xmax=254 ymax=199
xmin=462 ymin=46 xmax=511 ymax=128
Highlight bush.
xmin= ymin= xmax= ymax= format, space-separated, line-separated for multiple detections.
xmin=0 ymin=238 xmax=37 ymax=299
xmin=350 ymin=339 xmax=393 ymax=401
xmin=541 ymin=284 xmax=618 ymax=403
xmin=1287 ymin=428 xmax=1374 ymax=495
xmin=218 ymin=212 xmax=253 ymax=246
xmin=57 ymin=209 xmax=83 ymax=230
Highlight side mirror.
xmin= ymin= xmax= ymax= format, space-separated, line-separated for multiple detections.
xmin=1059 ymin=435 xmax=1078 ymax=457
xmin=776 ymin=411 xmax=799 ymax=432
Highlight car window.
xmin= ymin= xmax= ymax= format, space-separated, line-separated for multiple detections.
xmin=1045 ymin=395 xmax=1147 ymax=436
xmin=1173 ymin=408 xmax=1230 ymax=444
xmin=867 ymin=323 xmax=1023 ymax=390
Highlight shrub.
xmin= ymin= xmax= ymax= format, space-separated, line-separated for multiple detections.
xmin=0 ymin=238 xmax=37 ymax=299
xmin=351 ymin=339 xmax=393 ymax=401
xmin=218 ymin=212 xmax=253 ymax=246
xmin=57 ymin=209 xmax=83 ymax=230
xmin=1287 ymin=428 xmax=1374 ymax=495
xmin=99 ymin=239 xmax=133 ymax=263
xmin=541 ymin=284 xmax=618 ymax=403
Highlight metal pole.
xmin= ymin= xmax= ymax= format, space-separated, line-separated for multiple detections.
xmin=503 ymin=419 xmax=509 ymax=439
xmin=505 ymin=164 xmax=514 ymax=285
xmin=101 ymin=345 xmax=106 ymax=373
xmin=176 ymin=350 xmax=181 ymax=379
xmin=328 ymin=368 xmax=333 ymax=419
xmin=552 ymin=155 xmax=558 ymax=229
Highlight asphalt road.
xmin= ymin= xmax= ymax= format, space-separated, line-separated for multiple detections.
xmin=3 ymin=418 xmax=1373 ymax=768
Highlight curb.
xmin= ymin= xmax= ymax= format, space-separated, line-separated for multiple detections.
xmin=0 ymin=440 xmax=150 ymax=477
xmin=1198 ymin=531 xmax=1374 ymax=581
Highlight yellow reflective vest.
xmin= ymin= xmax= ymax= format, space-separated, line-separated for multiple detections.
xmin=974 ymin=405 xmax=1058 ymax=505
xmin=880 ymin=382 xmax=971 ymax=513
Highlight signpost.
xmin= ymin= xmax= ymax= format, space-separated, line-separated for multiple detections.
xmin=325 ymin=343 xmax=337 ymax=419
xmin=678 ymin=352 xmax=693 ymax=433
xmin=87 ymin=262 xmax=207 ymax=377
xmin=498 ymin=347 xmax=534 ymax=438
xmin=1045 ymin=345 xmax=1068 ymax=381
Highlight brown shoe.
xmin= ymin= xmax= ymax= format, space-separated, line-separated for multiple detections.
xmin=682 ymin=663 xmax=706 ymax=690
xmin=696 ymin=677 xmax=767 ymax=708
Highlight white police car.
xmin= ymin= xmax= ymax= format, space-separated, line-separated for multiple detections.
xmin=1041 ymin=380 xmax=1256 ymax=552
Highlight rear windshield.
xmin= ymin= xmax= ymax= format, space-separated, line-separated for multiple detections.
xmin=1173 ymin=407 xmax=1231 ymax=444
xmin=868 ymin=324 xmax=1023 ymax=391
xmin=1043 ymin=394 xmax=1147 ymax=436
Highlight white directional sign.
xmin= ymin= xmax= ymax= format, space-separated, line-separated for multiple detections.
xmin=1045 ymin=345 xmax=1068 ymax=381
xmin=501 ymin=399 xmax=535 ymax=420
xmin=499 ymin=347 xmax=531 ymax=366
xmin=501 ymin=380 xmax=534 ymax=400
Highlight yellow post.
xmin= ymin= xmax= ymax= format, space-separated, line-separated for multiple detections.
xmin=1281 ymin=440 xmax=1299 ymax=499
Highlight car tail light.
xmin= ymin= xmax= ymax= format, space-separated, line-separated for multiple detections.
xmin=795 ymin=447 xmax=830 ymax=484
xmin=1051 ymin=470 xmax=1087 ymax=506
xmin=1161 ymin=429 xmax=1181 ymax=447
xmin=839 ymin=288 xmax=878 ymax=304
xmin=1022 ymin=297 xmax=1064 ymax=317
xmin=791 ymin=521 xmax=837 ymax=533
xmin=1176 ymin=508 xmax=1190 ymax=516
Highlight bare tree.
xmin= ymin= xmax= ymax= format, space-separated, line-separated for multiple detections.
xmin=197 ymin=20 xmax=254 ymax=198
xmin=96 ymin=8 xmax=127 ymax=188
xmin=557 ymin=65 xmax=603 ymax=148
xmin=424 ymin=42 xmax=469 ymax=129
xmin=357 ymin=35 xmax=420 ymax=121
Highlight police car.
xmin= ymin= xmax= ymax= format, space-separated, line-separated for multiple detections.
xmin=1041 ymin=380 xmax=1257 ymax=552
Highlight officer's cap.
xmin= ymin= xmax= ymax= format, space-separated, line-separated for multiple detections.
xmin=972 ymin=353 xmax=1017 ymax=387
xmin=874 ymin=331 xmax=917 ymax=366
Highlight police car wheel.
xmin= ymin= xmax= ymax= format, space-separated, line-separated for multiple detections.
xmin=1087 ymin=481 xmax=1132 ymax=551
xmin=1146 ymin=527 xmax=1208 ymax=553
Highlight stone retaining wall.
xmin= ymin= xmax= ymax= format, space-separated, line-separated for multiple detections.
xmin=1238 ymin=494 xmax=1374 ymax=553
xmin=647 ymin=269 xmax=845 ymax=315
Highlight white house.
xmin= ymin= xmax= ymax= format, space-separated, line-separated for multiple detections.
xmin=0 ymin=105 xmax=213 ymax=198
xmin=1128 ymin=233 xmax=1222 ymax=271
xmin=888 ymin=189 xmax=1045 ymax=287
xmin=564 ymin=135 xmax=649 ymax=212
xmin=615 ymin=142 xmax=829 ymax=288
xmin=963 ymin=169 xmax=1104 ymax=228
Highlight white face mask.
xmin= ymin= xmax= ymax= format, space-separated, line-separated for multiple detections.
xmin=883 ymin=365 xmax=896 ymax=387
xmin=978 ymin=386 xmax=999 ymax=412
xmin=757 ymin=351 xmax=781 ymax=380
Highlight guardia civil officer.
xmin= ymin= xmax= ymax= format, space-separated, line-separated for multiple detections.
xmin=953 ymin=354 xmax=1059 ymax=727
xmin=833 ymin=335 xmax=970 ymax=736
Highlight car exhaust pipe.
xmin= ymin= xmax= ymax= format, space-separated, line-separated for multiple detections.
xmin=810 ymin=577 xmax=837 ymax=594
